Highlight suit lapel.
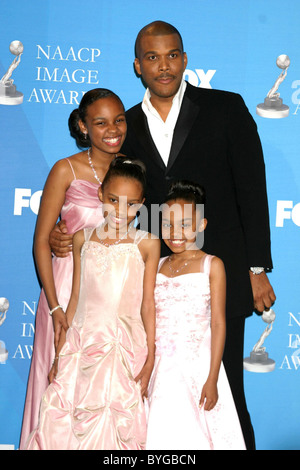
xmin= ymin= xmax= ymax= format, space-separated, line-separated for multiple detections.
xmin=130 ymin=83 xmax=201 ymax=173
xmin=166 ymin=88 xmax=199 ymax=172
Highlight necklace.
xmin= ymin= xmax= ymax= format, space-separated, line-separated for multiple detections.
xmin=167 ymin=252 xmax=197 ymax=277
xmin=96 ymin=223 xmax=133 ymax=247
xmin=87 ymin=148 xmax=102 ymax=185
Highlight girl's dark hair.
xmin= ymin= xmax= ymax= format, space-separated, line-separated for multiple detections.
xmin=165 ymin=180 xmax=206 ymax=206
xmin=101 ymin=156 xmax=147 ymax=198
xmin=68 ymin=88 xmax=125 ymax=148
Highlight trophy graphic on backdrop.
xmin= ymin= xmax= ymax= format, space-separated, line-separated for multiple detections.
xmin=0 ymin=298 xmax=9 ymax=364
xmin=244 ymin=309 xmax=276 ymax=373
xmin=0 ymin=40 xmax=24 ymax=105
xmin=256 ymin=54 xmax=290 ymax=118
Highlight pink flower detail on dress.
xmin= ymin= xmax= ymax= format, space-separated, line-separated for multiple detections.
xmin=156 ymin=336 xmax=176 ymax=357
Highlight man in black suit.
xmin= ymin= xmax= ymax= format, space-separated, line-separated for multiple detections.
xmin=121 ymin=21 xmax=276 ymax=450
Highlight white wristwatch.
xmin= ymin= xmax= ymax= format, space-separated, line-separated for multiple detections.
xmin=250 ymin=267 xmax=264 ymax=275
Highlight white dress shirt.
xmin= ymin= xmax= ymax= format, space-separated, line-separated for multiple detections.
xmin=141 ymin=79 xmax=187 ymax=166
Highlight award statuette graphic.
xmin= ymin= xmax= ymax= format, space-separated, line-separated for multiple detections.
xmin=256 ymin=54 xmax=290 ymax=118
xmin=0 ymin=298 xmax=9 ymax=364
xmin=0 ymin=40 xmax=24 ymax=105
xmin=244 ymin=309 xmax=276 ymax=373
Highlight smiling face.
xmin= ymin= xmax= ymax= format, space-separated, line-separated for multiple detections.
xmin=161 ymin=199 xmax=206 ymax=253
xmin=79 ymin=95 xmax=126 ymax=156
xmin=99 ymin=175 xmax=145 ymax=233
xmin=134 ymin=33 xmax=187 ymax=104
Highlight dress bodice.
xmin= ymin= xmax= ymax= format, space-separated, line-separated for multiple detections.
xmin=73 ymin=229 xmax=148 ymax=337
xmin=154 ymin=255 xmax=213 ymax=358
xmin=60 ymin=179 xmax=103 ymax=234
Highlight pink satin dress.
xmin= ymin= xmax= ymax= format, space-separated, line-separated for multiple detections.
xmin=146 ymin=254 xmax=246 ymax=450
xmin=25 ymin=228 xmax=148 ymax=450
xmin=19 ymin=159 xmax=103 ymax=449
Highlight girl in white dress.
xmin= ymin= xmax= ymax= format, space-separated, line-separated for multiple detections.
xmin=146 ymin=180 xmax=246 ymax=450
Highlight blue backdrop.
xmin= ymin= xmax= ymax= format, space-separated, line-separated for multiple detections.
xmin=0 ymin=0 xmax=299 ymax=450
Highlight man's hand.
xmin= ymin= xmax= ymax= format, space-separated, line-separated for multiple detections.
xmin=249 ymin=271 xmax=276 ymax=313
xmin=49 ymin=220 xmax=73 ymax=258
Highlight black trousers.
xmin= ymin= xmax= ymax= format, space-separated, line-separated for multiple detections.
xmin=222 ymin=316 xmax=256 ymax=450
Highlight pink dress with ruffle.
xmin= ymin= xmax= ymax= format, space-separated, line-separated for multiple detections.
xmin=146 ymin=254 xmax=246 ymax=450
xmin=19 ymin=160 xmax=103 ymax=449
xmin=25 ymin=229 xmax=148 ymax=450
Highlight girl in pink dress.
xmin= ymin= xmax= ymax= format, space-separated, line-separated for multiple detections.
xmin=20 ymin=89 xmax=127 ymax=448
xmin=146 ymin=180 xmax=246 ymax=450
xmin=25 ymin=157 xmax=160 ymax=450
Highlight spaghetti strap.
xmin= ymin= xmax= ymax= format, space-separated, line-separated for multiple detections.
xmin=65 ymin=158 xmax=76 ymax=180
xmin=133 ymin=230 xmax=149 ymax=245
xmin=202 ymin=254 xmax=215 ymax=275
xmin=158 ymin=256 xmax=168 ymax=272
xmin=84 ymin=227 xmax=94 ymax=242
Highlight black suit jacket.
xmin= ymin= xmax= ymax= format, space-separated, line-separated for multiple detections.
xmin=121 ymin=82 xmax=273 ymax=318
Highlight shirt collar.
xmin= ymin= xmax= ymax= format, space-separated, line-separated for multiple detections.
xmin=142 ymin=79 xmax=187 ymax=119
